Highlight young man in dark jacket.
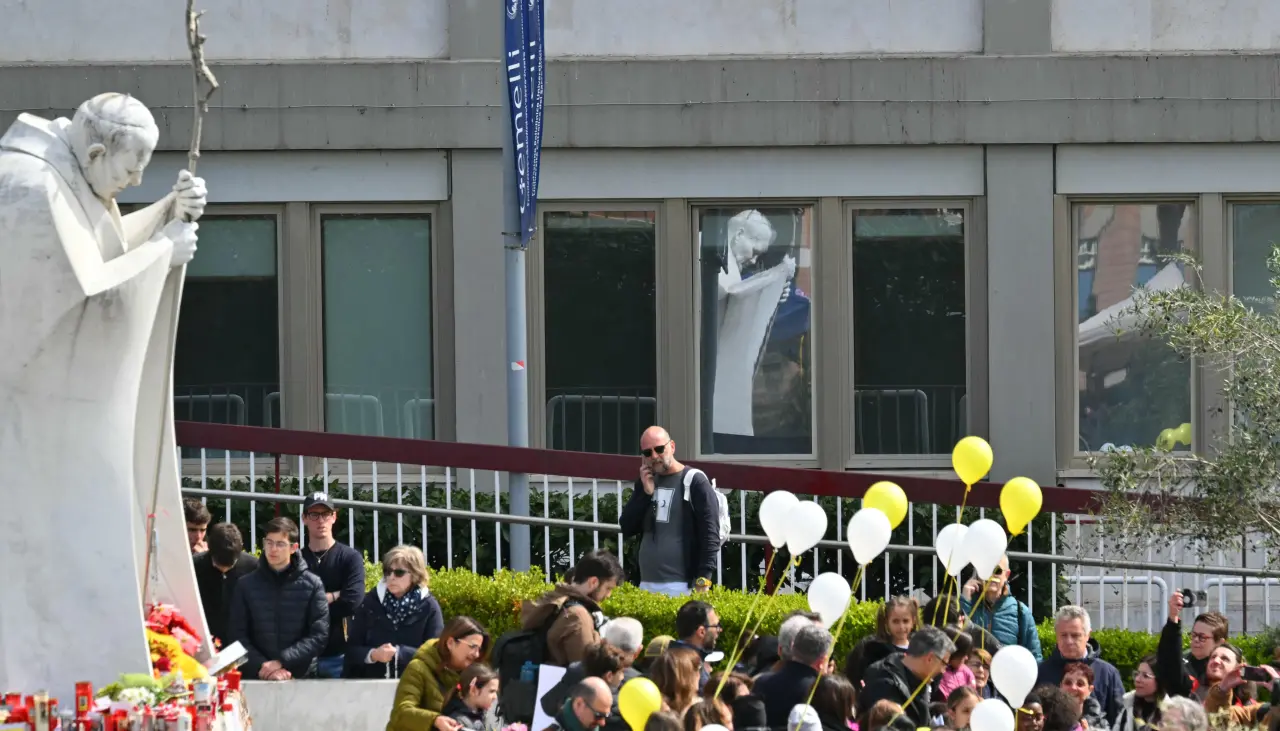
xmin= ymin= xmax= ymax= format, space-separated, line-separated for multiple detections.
xmin=228 ymin=517 xmax=329 ymax=680
xmin=192 ymin=522 xmax=258 ymax=648
xmin=299 ymin=491 xmax=365 ymax=678
xmin=859 ymin=626 xmax=955 ymax=729
xmin=619 ymin=425 xmax=720 ymax=596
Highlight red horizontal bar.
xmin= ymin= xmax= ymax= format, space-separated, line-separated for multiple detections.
xmin=173 ymin=421 xmax=1104 ymax=515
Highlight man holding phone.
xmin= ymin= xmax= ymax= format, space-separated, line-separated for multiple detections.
xmin=620 ymin=426 xmax=720 ymax=597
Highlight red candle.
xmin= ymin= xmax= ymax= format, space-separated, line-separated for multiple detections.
xmin=224 ymin=670 xmax=240 ymax=692
xmin=74 ymin=682 xmax=93 ymax=718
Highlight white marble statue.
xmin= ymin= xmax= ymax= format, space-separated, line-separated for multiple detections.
xmin=0 ymin=93 xmax=211 ymax=699
xmin=712 ymin=210 xmax=796 ymax=438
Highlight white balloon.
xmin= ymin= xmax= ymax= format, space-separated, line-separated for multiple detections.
xmin=964 ymin=518 xmax=1009 ymax=580
xmin=785 ymin=501 xmax=829 ymax=555
xmin=970 ymin=699 xmax=1015 ymax=731
xmin=807 ymin=572 xmax=852 ymax=626
xmin=846 ymin=508 xmax=892 ymax=564
xmin=760 ymin=491 xmax=800 ymax=549
xmin=935 ymin=523 xmax=970 ymax=577
xmin=990 ymin=645 xmax=1039 ymax=708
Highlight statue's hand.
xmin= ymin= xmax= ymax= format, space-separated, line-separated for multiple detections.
xmin=163 ymin=220 xmax=199 ymax=268
xmin=173 ymin=170 xmax=207 ymax=222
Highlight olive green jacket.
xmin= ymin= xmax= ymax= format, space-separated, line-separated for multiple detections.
xmin=388 ymin=640 xmax=461 ymax=731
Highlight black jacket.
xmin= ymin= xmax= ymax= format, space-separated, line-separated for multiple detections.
xmin=859 ymin=654 xmax=933 ymax=729
xmin=192 ymin=551 xmax=258 ymax=648
xmin=1156 ymin=619 xmax=1200 ymax=699
xmin=619 ymin=467 xmax=718 ymax=586
xmin=227 ymin=552 xmax=329 ymax=678
xmin=752 ymin=661 xmax=822 ymax=729
xmin=345 ymin=583 xmax=444 ymax=679
xmin=844 ymin=636 xmax=904 ymax=689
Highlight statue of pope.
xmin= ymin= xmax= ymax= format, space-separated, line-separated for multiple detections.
xmin=0 ymin=93 xmax=211 ymax=699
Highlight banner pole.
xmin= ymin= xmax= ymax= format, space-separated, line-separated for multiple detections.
xmin=502 ymin=0 xmax=545 ymax=572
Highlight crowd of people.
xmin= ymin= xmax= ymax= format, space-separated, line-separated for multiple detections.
xmin=177 ymin=425 xmax=1279 ymax=731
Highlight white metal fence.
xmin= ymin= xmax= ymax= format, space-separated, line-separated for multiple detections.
xmin=180 ymin=448 xmax=1280 ymax=633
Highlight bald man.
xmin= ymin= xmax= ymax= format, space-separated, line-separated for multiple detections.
xmin=544 ymin=677 xmax=615 ymax=731
xmin=0 ymin=93 xmax=209 ymax=698
xmin=619 ymin=426 xmax=720 ymax=596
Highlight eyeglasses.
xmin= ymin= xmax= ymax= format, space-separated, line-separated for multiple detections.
xmin=641 ymin=442 xmax=670 ymax=457
xmin=705 ymin=622 xmax=722 ymax=631
xmin=384 ymin=567 xmax=410 ymax=578
xmin=305 ymin=511 xmax=334 ymax=521
xmin=1190 ymin=632 xmax=1215 ymax=643
xmin=264 ymin=539 xmax=292 ymax=550
xmin=1134 ymin=670 xmax=1155 ymax=681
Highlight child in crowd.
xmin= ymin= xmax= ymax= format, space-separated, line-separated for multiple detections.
xmin=812 ymin=674 xmax=859 ymax=731
xmin=944 ymin=687 xmax=980 ymax=731
xmin=844 ymin=597 xmax=920 ymax=688
xmin=443 ymin=663 xmax=500 ymax=731
xmin=938 ymin=628 xmax=976 ymax=699
xmin=1059 ymin=662 xmax=1108 ymax=731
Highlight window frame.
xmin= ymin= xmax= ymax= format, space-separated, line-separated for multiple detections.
xmin=528 ymin=201 xmax=664 ymax=453
xmin=841 ymin=199 xmax=985 ymax=469
xmin=689 ymin=199 xmax=821 ymax=465
xmin=1054 ymin=194 xmax=1206 ymax=473
xmin=130 ymin=204 xmax=287 ymax=478
xmin=312 ymin=203 xmax=444 ymax=443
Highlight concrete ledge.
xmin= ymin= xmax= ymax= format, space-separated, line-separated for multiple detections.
xmin=241 ymin=679 xmax=398 ymax=731
xmin=2 ymin=55 xmax=1280 ymax=149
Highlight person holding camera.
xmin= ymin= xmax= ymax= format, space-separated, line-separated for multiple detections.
xmin=960 ymin=556 xmax=1042 ymax=661
xmin=1157 ymin=590 xmax=1230 ymax=697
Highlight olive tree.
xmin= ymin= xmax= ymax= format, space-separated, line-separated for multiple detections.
xmin=1092 ymin=247 xmax=1280 ymax=554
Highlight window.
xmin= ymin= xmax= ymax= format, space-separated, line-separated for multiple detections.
xmin=321 ymin=213 xmax=434 ymax=439
xmin=543 ymin=210 xmax=657 ymax=454
xmin=1074 ymin=203 xmax=1194 ymax=451
xmin=697 ymin=206 xmax=814 ymax=457
xmin=174 ymin=215 xmax=280 ymax=438
xmin=1231 ymin=203 xmax=1280 ymax=313
xmin=851 ymin=208 xmax=967 ymax=455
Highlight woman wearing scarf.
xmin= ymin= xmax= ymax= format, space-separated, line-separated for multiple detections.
xmin=346 ymin=545 xmax=445 ymax=678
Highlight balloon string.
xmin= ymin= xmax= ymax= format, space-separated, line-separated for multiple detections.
xmin=791 ymin=563 xmax=865 ymax=731
xmin=714 ymin=550 xmax=779 ymax=700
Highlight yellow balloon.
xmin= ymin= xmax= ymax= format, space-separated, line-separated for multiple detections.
xmin=863 ymin=482 xmax=908 ymax=530
xmin=1174 ymin=422 xmax=1192 ymax=446
xmin=952 ymin=436 xmax=993 ymax=485
xmin=1000 ymin=476 xmax=1042 ymax=536
xmin=618 ymin=677 xmax=663 ymax=731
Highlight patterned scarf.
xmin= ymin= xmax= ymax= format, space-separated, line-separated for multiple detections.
xmin=382 ymin=585 xmax=427 ymax=628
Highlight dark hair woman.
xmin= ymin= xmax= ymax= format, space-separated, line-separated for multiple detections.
xmin=389 ymin=616 xmax=491 ymax=731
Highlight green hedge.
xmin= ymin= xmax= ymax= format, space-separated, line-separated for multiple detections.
xmin=361 ymin=563 xmax=1271 ymax=690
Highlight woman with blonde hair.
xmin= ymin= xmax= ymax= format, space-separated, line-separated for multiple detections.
xmin=346 ymin=545 xmax=444 ymax=678
xmin=651 ymin=647 xmax=704 ymax=716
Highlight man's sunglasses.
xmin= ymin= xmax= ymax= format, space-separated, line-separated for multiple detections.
xmin=641 ymin=442 xmax=669 ymax=458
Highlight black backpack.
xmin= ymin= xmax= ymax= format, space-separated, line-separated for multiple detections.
xmin=492 ymin=599 xmax=582 ymax=724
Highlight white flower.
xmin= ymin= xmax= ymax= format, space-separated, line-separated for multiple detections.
xmin=118 ymin=686 xmax=156 ymax=707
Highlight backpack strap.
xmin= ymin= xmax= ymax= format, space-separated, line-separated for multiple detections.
xmin=1016 ymin=601 xmax=1027 ymax=645
xmin=682 ymin=467 xmax=705 ymax=502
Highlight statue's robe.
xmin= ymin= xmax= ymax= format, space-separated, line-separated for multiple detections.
xmin=0 ymin=113 xmax=209 ymax=699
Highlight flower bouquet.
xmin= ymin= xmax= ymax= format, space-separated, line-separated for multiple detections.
xmin=144 ymin=603 xmax=208 ymax=680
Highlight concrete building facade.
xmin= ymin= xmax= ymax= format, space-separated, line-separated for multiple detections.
xmin=5 ymin=0 xmax=1280 ymax=489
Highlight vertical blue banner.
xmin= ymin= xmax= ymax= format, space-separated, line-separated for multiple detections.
xmin=505 ymin=0 xmax=545 ymax=248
